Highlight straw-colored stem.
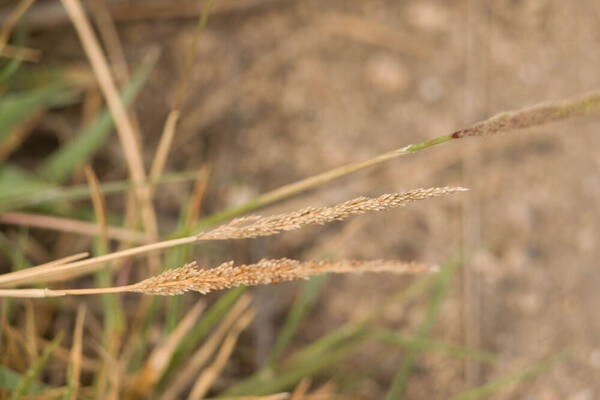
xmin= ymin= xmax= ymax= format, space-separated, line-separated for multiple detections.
xmin=0 ymin=0 xmax=35 ymax=48
xmin=60 ymin=0 xmax=159 ymax=240
xmin=0 ymin=212 xmax=150 ymax=243
xmin=150 ymin=0 xmax=215 ymax=182
xmin=0 ymin=237 xmax=196 ymax=288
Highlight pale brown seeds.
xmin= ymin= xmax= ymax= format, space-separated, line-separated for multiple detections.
xmin=197 ymin=187 xmax=467 ymax=241
xmin=131 ymin=258 xmax=437 ymax=296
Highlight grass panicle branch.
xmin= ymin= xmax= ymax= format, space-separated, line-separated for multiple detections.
xmin=131 ymin=258 xmax=436 ymax=296
xmin=197 ymin=187 xmax=467 ymax=241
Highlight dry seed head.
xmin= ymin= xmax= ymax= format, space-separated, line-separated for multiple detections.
xmin=451 ymin=90 xmax=600 ymax=139
xmin=132 ymin=258 xmax=436 ymax=296
xmin=196 ymin=187 xmax=467 ymax=241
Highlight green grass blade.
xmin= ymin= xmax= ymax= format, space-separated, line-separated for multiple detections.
xmin=10 ymin=332 xmax=63 ymax=400
xmin=38 ymin=55 xmax=157 ymax=182
xmin=0 ymin=366 xmax=47 ymax=394
xmin=450 ymin=351 xmax=569 ymax=400
xmin=385 ymin=255 xmax=462 ymax=400
xmin=223 ymin=271 xmax=440 ymax=397
xmin=266 ymin=275 xmax=327 ymax=368
xmin=370 ymin=329 xmax=498 ymax=364
xmin=222 ymin=336 xmax=366 ymax=397
xmin=0 ymin=84 xmax=74 ymax=145
xmin=0 ymin=22 xmax=27 ymax=87
xmin=160 ymin=287 xmax=246 ymax=385
xmin=0 ymin=165 xmax=55 ymax=205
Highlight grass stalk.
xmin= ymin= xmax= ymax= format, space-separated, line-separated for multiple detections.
xmin=60 ymin=0 xmax=159 ymax=241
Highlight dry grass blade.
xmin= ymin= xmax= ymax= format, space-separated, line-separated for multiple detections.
xmin=84 ymin=166 xmax=108 ymax=246
xmin=0 ymin=212 xmax=150 ymax=243
xmin=131 ymin=300 xmax=206 ymax=397
xmin=0 ymin=109 xmax=45 ymax=161
xmin=24 ymin=300 xmax=38 ymax=363
xmin=68 ymin=304 xmax=86 ymax=400
xmin=87 ymin=0 xmax=132 ymax=85
xmin=187 ymin=308 xmax=256 ymax=400
xmin=0 ymin=43 xmax=41 ymax=61
xmin=60 ymin=0 xmax=159 ymax=241
xmin=290 ymin=378 xmax=311 ymax=400
xmin=185 ymin=165 xmax=211 ymax=227
xmin=0 ymin=0 xmax=34 ymax=48
xmin=0 ymin=288 xmax=66 ymax=297
xmin=131 ymin=258 xmax=436 ymax=296
xmin=150 ymin=0 xmax=215 ymax=184
xmin=237 ymin=394 xmax=290 ymax=400
xmin=150 ymin=109 xmax=180 ymax=182
xmin=159 ymin=293 xmax=253 ymax=400
xmin=0 ymin=252 xmax=87 ymax=288
xmin=0 ymin=236 xmax=197 ymax=287
xmin=198 ymin=187 xmax=467 ymax=240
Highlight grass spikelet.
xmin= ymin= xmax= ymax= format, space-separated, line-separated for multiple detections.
xmin=451 ymin=90 xmax=600 ymax=138
xmin=131 ymin=258 xmax=436 ymax=296
xmin=197 ymin=187 xmax=468 ymax=241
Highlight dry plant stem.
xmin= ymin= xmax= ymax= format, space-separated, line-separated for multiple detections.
xmin=68 ymin=304 xmax=86 ymax=400
xmin=88 ymin=0 xmax=144 ymax=143
xmin=132 ymin=300 xmax=206 ymax=396
xmin=0 ymin=0 xmax=34 ymax=47
xmin=0 ymin=288 xmax=67 ymax=298
xmin=159 ymin=293 xmax=253 ymax=400
xmin=0 ymin=110 xmax=45 ymax=161
xmin=0 ymin=43 xmax=41 ymax=61
xmin=24 ymin=300 xmax=38 ymax=362
xmin=60 ymin=0 xmax=159 ymax=241
xmin=238 ymin=394 xmax=290 ymax=400
xmin=149 ymin=0 xmax=214 ymax=182
xmin=0 ymin=252 xmax=89 ymax=287
xmin=84 ymin=166 xmax=108 ymax=246
xmin=150 ymin=110 xmax=180 ymax=182
xmin=0 ymin=238 xmax=194 ymax=288
xmin=187 ymin=308 xmax=256 ymax=400
xmin=290 ymin=378 xmax=311 ymax=400
xmin=185 ymin=165 xmax=211 ymax=227
xmin=0 ymin=212 xmax=150 ymax=243
xmin=87 ymin=0 xmax=132 ymax=84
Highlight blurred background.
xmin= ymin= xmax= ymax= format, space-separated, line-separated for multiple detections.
xmin=1 ymin=0 xmax=600 ymax=398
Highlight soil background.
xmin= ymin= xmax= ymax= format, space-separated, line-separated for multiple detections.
xmin=3 ymin=0 xmax=600 ymax=398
